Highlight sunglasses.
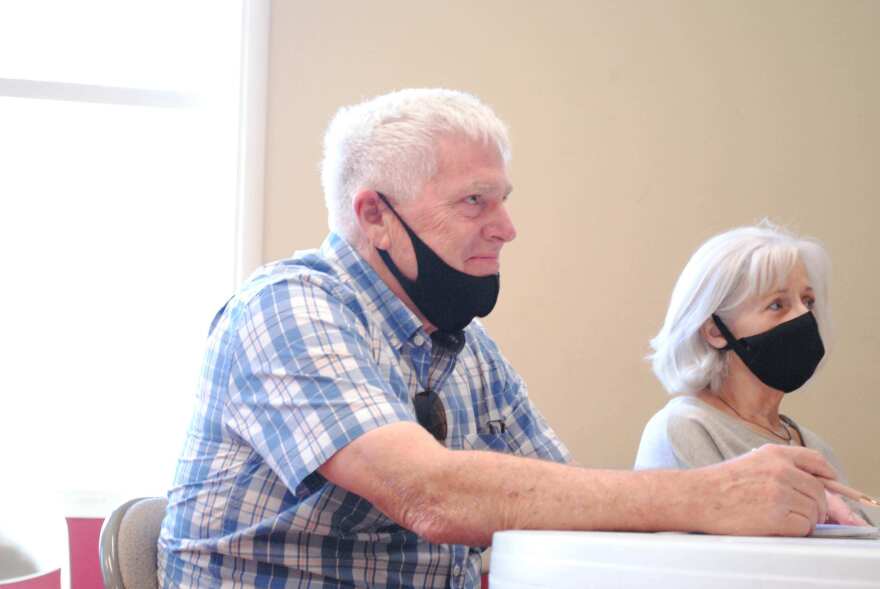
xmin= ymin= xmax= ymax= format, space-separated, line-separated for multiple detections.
xmin=414 ymin=388 xmax=447 ymax=442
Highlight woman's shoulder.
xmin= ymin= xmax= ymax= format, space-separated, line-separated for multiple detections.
xmin=639 ymin=396 xmax=716 ymax=435
xmin=663 ymin=396 xmax=738 ymax=442
xmin=635 ymin=396 xmax=723 ymax=469
xmin=650 ymin=395 xmax=720 ymax=425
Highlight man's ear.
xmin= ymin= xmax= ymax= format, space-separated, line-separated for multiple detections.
xmin=353 ymin=190 xmax=391 ymax=250
xmin=700 ymin=317 xmax=728 ymax=350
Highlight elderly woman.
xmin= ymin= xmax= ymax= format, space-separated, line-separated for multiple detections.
xmin=635 ymin=222 xmax=870 ymax=525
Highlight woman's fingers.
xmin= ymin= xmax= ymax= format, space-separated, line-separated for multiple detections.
xmin=825 ymin=491 xmax=870 ymax=526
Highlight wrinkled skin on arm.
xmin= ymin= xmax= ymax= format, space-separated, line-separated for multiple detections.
xmin=319 ymin=424 xmax=842 ymax=545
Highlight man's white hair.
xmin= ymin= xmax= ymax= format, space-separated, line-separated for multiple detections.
xmin=320 ymin=88 xmax=511 ymax=238
xmin=649 ymin=220 xmax=832 ymax=395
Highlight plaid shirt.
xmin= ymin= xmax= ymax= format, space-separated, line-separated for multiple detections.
xmin=158 ymin=233 xmax=569 ymax=589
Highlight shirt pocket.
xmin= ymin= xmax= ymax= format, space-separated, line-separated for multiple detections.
xmin=460 ymin=406 xmax=512 ymax=452
xmin=445 ymin=350 xmax=515 ymax=449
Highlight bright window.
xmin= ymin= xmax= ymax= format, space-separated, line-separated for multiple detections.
xmin=0 ymin=1 xmax=267 ymax=513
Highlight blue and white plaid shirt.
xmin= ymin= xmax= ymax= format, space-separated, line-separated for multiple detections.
xmin=158 ymin=233 xmax=570 ymax=588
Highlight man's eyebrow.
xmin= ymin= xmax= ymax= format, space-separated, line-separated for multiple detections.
xmin=465 ymin=181 xmax=498 ymax=191
xmin=464 ymin=181 xmax=513 ymax=195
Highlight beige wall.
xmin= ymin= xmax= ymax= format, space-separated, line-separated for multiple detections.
xmin=263 ymin=0 xmax=880 ymax=494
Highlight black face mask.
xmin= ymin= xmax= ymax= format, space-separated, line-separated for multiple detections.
xmin=375 ymin=192 xmax=500 ymax=334
xmin=711 ymin=311 xmax=825 ymax=393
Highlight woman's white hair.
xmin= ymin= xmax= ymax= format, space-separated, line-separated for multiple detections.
xmin=649 ymin=220 xmax=832 ymax=395
xmin=320 ymin=88 xmax=511 ymax=238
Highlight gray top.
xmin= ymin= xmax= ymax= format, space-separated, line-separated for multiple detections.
xmin=634 ymin=396 xmax=875 ymax=525
xmin=634 ymin=396 xmax=846 ymax=476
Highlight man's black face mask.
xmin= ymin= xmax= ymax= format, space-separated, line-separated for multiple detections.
xmin=712 ymin=311 xmax=825 ymax=393
xmin=375 ymin=192 xmax=500 ymax=335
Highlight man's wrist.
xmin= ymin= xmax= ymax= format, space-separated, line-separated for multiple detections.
xmin=642 ymin=468 xmax=706 ymax=533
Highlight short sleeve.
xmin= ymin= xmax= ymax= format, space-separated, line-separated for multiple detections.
xmin=223 ymin=276 xmax=415 ymax=498
xmin=665 ymin=412 xmax=726 ymax=469
xmin=635 ymin=404 xmax=725 ymax=470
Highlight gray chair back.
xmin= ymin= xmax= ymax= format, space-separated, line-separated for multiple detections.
xmin=99 ymin=497 xmax=168 ymax=589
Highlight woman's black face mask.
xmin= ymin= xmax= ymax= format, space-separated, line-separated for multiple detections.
xmin=712 ymin=311 xmax=825 ymax=393
xmin=375 ymin=192 xmax=500 ymax=335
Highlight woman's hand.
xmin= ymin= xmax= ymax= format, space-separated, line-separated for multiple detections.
xmin=824 ymin=490 xmax=869 ymax=526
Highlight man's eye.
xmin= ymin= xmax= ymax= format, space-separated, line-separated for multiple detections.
xmin=465 ymin=195 xmax=481 ymax=205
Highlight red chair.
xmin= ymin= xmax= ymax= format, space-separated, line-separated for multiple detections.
xmin=0 ymin=569 xmax=61 ymax=589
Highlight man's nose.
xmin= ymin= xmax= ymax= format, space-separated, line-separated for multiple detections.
xmin=484 ymin=203 xmax=517 ymax=242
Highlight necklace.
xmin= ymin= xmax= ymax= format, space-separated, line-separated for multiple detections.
xmin=716 ymin=395 xmax=792 ymax=443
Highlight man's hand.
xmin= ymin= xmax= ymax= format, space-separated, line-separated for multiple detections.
xmin=688 ymin=444 xmax=837 ymax=536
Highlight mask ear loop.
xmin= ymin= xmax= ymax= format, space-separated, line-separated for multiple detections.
xmin=711 ymin=314 xmax=745 ymax=354
xmin=374 ymin=191 xmax=422 ymax=288
xmin=376 ymin=192 xmax=419 ymax=239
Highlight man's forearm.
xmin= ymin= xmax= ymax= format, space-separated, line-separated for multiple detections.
xmin=320 ymin=422 xmax=835 ymax=546
xmin=405 ymin=449 xmax=696 ymax=546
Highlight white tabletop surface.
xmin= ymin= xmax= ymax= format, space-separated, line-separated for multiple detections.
xmin=489 ymin=530 xmax=880 ymax=588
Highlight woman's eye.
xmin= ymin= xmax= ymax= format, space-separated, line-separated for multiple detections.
xmin=767 ymin=300 xmax=783 ymax=311
xmin=804 ymin=297 xmax=816 ymax=309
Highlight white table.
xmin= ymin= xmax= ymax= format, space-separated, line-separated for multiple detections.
xmin=489 ymin=530 xmax=880 ymax=588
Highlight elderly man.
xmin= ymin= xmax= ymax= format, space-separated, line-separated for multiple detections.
xmin=159 ymin=89 xmax=841 ymax=589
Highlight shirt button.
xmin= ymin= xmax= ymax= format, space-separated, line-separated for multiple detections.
xmin=452 ymin=564 xmax=462 ymax=576
xmin=413 ymin=334 xmax=425 ymax=347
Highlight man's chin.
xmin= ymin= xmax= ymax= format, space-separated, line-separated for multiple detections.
xmin=464 ymin=258 xmax=500 ymax=275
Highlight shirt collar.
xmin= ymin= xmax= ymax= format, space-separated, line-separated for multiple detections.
xmin=321 ymin=232 xmax=425 ymax=350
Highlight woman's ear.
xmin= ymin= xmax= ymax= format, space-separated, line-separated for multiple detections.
xmin=700 ymin=317 xmax=729 ymax=350
xmin=353 ymin=190 xmax=391 ymax=250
